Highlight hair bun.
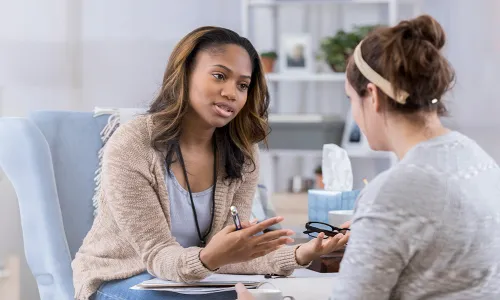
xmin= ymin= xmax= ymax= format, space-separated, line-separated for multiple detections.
xmin=397 ymin=14 xmax=446 ymax=50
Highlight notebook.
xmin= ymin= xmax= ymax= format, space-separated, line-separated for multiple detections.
xmin=131 ymin=274 xmax=264 ymax=295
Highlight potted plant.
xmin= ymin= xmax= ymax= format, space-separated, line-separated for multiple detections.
xmin=318 ymin=25 xmax=377 ymax=73
xmin=260 ymin=51 xmax=278 ymax=73
xmin=314 ymin=165 xmax=324 ymax=189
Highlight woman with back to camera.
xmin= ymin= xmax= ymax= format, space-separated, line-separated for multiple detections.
xmin=72 ymin=26 xmax=349 ymax=300
xmin=237 ymin=14 xmax=500 ymax=300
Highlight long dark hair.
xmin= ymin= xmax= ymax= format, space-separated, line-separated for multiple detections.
xmin=148 ymin=26 xmax=270 ymax=180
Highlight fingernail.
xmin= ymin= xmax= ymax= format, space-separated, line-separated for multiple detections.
xmin=286 ymin=230 xmax=295 ymax=236
xmin=287 ymin=238 xmax=294 ymax=243
xmin=275 ymin=216 xmax=284 ymax=222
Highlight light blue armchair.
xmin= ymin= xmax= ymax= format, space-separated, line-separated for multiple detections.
xmin=0 ymin=111 xmax=109 ymax=300
xmin=0 ymin=110 xmax=280 ymax=300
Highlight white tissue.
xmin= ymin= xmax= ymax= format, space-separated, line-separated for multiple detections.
xmin=322 ymin=144 xmax=353 ymax=191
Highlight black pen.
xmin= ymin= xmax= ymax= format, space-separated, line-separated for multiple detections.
xmin=265 ymin=274 xmax=291 ymax=279
xmin=230 ymin=206 xmax=243 ymax=230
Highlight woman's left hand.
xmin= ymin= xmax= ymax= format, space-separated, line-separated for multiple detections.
xmin=294 ymin=221 xmax=351 ymax=266
xmin=236 ymin=283 xmax=255 ymax=300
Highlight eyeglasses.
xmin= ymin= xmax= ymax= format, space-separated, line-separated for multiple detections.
xmin=303 ymin=221 xmax=350 ymax=239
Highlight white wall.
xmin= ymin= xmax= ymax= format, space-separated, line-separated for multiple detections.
xmin=81 ymin=0 xmax=242 ymax=110
xmin=423 ymin=0 xmax=500 ymax=162
xmin=0 ymin=0 xmax=80 ymax=117
xmin=0 ymin=1 xmax=241 ymax=299
xmin=0 ymin=1 xmax=78 ymax=298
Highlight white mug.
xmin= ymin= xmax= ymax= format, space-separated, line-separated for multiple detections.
xmin=247 ymin=288 xmax=295 ymax=300
xmin=328 ymin=210 xmax=353 ymax=227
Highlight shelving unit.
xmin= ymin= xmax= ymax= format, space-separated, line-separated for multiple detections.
xmin=243 ymin=0 xmax=420 ymax=194
xmin=269 ymin=113 xmax=342 ymax=123
xmin=243 ymin=0 xmax=422 ymax=39
xmin=248 ymin=0 xmax=418 ymax=5
xmin=264 ymin=148 xmax=394 ymax=159
xmin=266 ymin=72 xmax=346 ymax=82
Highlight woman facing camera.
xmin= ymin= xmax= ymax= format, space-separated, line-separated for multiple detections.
xmin=236 ymin=14 xmax=500 ymax=300
xmin=72 ymin=26 xmax=348 ymax=300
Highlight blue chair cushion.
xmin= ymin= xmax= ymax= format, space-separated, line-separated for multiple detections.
xmin=29 ymin=111 xmax=109 ymax=258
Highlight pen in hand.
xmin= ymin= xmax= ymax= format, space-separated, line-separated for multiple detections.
xmin=230 ymin=206 xmax=243 ymax=230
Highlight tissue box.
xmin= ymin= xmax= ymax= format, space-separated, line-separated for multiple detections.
xmin=308 ymin=189 xmax=361 ymax=224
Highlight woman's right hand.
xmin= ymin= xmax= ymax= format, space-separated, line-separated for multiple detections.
xmin=199 ymin=216 xmax=294 ymax=270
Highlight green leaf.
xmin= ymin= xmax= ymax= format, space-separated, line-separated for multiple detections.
xmin=318 ymin=24 xmax=379 ymax=71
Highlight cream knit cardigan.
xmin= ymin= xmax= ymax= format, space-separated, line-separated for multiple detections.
xmin=72 ymin=115 xmax=303 ymax=300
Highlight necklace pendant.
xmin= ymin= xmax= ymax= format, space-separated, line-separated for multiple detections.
xmin=199 ymin=240 xmax=206 ymax=248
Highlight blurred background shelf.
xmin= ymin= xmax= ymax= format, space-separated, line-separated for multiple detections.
xmin=245 ymin=0 xmax=419 ymax=194
xmin=248 ymin=0 xmax=421 ymax=7
xmin=264 ymin=148 xmax=395 ymax=159
xmin=243 ymin=0 xmax=423 ymax=38
xmin=269 ymin=113 xmax=343 ymax=123
xmin=266 ymin=72 xmax=346 ymax=82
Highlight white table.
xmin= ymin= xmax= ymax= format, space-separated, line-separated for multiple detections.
xmin=133 ymin=268 xmax=336 ymax=299
xmin=263 ymin=269 xmax=337 ymax=300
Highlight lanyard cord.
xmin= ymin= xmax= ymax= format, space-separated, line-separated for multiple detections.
xmin=175 ymin=140 xmax=217 ymax=247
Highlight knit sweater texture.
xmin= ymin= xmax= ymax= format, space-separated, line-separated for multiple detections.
xmin=72 ymin=115 xmax=302 ymax=300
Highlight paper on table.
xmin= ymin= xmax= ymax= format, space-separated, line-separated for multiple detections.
xmin=130 ymin=270 xmax=335 ymax=295
xmin=131 ymin=285 xmax=243 ymax=295
xmin=137 ymin=274 xmax=264 ymax=287
xmin=131 ymin=274 xmax=264 ymax=295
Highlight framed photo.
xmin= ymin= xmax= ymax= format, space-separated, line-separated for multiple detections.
xmin=341 ymin=107 xmax=371 ymax=155
xmin=279 ymin=34 xmax=313 ymax=73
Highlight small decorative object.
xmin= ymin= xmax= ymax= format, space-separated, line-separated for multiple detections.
xmin=314 ymin=165 xmax=324 ymax=189
xmin=288 ymin=175 xmax=314 ymax=193
xmin=279 ymin=34 xmax=313 ymax=73
xmin=289 ymin=175 xmax=304 ymax=193
xmin=341 ymin=107 xmax=371 ymax=155
xmin=318 ymin=25 xmax=377 ymax=72
xmin=260 ymin=51 xmax=278 ymax=73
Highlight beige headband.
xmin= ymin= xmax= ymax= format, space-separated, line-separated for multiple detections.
xmin=353 ymin=41 xmax=409 ymax=104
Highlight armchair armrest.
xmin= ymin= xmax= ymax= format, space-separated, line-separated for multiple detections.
xmin=0 ymin=118 xmax=74 ymax=299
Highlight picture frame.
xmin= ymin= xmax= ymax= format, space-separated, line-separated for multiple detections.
xmin=279 ymin=34 xmax=313 ymax=73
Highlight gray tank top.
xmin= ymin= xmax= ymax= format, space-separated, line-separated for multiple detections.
xmin=165 ymin=170 xmax=213 ymax=248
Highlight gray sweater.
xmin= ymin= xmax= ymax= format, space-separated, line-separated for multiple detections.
xmin=331 ymin=131 xmax=500 ymax=299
